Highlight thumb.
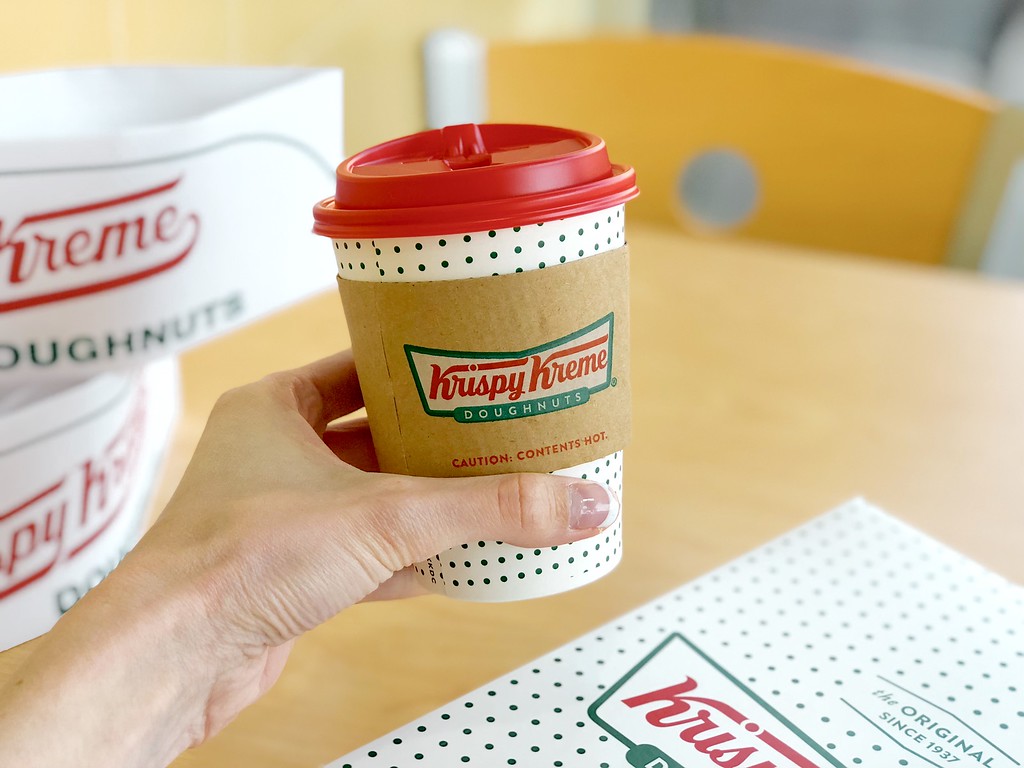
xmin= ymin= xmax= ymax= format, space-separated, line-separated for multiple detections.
xmin=369 ymin=472 xmax=619 ymax=567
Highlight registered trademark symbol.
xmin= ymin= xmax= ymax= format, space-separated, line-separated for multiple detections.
xmin=611 ymin=377 xmax=618 ymax=387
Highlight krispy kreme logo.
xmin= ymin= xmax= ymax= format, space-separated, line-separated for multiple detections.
xmin=0 ymin=177 xmax=199 ymax=313
xmin=405 ymin=314 xmax=615 ymax=423
xmin=0 ymin=384 xmax=146 ymax=600
xmin=589 ymin=634 xmax=834 ymax=768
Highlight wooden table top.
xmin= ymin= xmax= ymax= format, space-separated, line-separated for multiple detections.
xmin=4 ymin=224 xmax=1024 ymax=767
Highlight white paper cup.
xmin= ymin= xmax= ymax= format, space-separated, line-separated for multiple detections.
xmin=330 ymin=205 xmax=627 ymax=601
xmin=314 ymin=124 xmax=638 ymax=601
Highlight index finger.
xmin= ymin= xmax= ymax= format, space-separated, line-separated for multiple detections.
xmin=285 ymin=349 xmax=365 ymax=431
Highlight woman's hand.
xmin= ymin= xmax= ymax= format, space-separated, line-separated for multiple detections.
xmin=0 ymin=351 xmax=615 ymax=768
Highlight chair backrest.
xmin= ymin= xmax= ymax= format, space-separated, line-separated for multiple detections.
xmin=487 ymin=35 xmax=997 ymax=265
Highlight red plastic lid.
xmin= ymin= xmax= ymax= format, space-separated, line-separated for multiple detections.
xmin=312 ymin=123 xmax=638 ymax=239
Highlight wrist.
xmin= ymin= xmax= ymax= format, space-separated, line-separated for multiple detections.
xmin=115 ymin=521 xmax=289 ymax=745
xmin=0 ymin=543 xmax=218 ymax=768
xmin=103 ymin=535 xmax=235 ymax=751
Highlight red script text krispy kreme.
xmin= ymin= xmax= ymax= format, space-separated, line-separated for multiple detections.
xmin=622 ymin=677 xmax=825 ymax=768
xmin=589 ymin=633 xmax=831 ymax=768
xmin=0 ymin=178 xmax=200 ymax=314
xmin=406 ymin=314 xmax=614 ymax=424
xmin=0 ymin=385 xmax=146 ymax=601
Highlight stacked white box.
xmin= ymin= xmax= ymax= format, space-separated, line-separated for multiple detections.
xmin=0 ymin=66 xmax=343 ymax=650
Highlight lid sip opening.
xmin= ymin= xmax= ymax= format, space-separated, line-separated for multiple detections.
xmin=441 ymin=123 xmax=492 ymax=169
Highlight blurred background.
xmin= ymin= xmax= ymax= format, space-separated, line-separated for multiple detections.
xmin=4 ymin=0 xmax=1024 ymax=275
xmin=653 ymin=0 xmax=1024 ymax=97
xmin=5 ymin=0 xmax=1024 ymax=154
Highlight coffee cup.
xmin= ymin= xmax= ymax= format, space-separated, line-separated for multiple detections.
xmin=313 ymin=123 xmax=638 ymax=601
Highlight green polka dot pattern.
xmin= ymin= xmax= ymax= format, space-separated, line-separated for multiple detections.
xmin=332 ymin=207 xmax=625 ymax=283
xmin=328 ymin=500 xmax=1024 ymax=767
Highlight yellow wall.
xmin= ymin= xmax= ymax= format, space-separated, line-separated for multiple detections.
xmin=0 ymin=0 xmax=630 ymax=155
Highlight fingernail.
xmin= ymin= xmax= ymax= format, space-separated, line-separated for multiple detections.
xmin=568 ymin=482 xmax=614 ymax=530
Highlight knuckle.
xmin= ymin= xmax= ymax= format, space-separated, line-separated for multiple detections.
xmin=208 ymin=379 xmax=274 ymax=425
xmin=261 ymin=370 xmax=302 ymax=392
xmin=259 ymin=371 xmax=303 ymax=403
xmin=349 ymin=475 xmax=422 ymax=559
xmin=498 ymin=474 xmax=562 ymax=534
xmin=262 ymin=370 xmax=324 ymax=422
xmin=210 ymin=383 xmax=252 ymax=415
xmin=211 ymin=372 xmax=313 ymax=421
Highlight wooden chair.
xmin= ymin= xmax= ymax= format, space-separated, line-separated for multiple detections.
xmin=487 ymin=35 xmax=999 ymax=266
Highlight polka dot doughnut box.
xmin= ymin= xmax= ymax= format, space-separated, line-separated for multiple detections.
xmin=330 ymin=498 xmax=1023 ymax=768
